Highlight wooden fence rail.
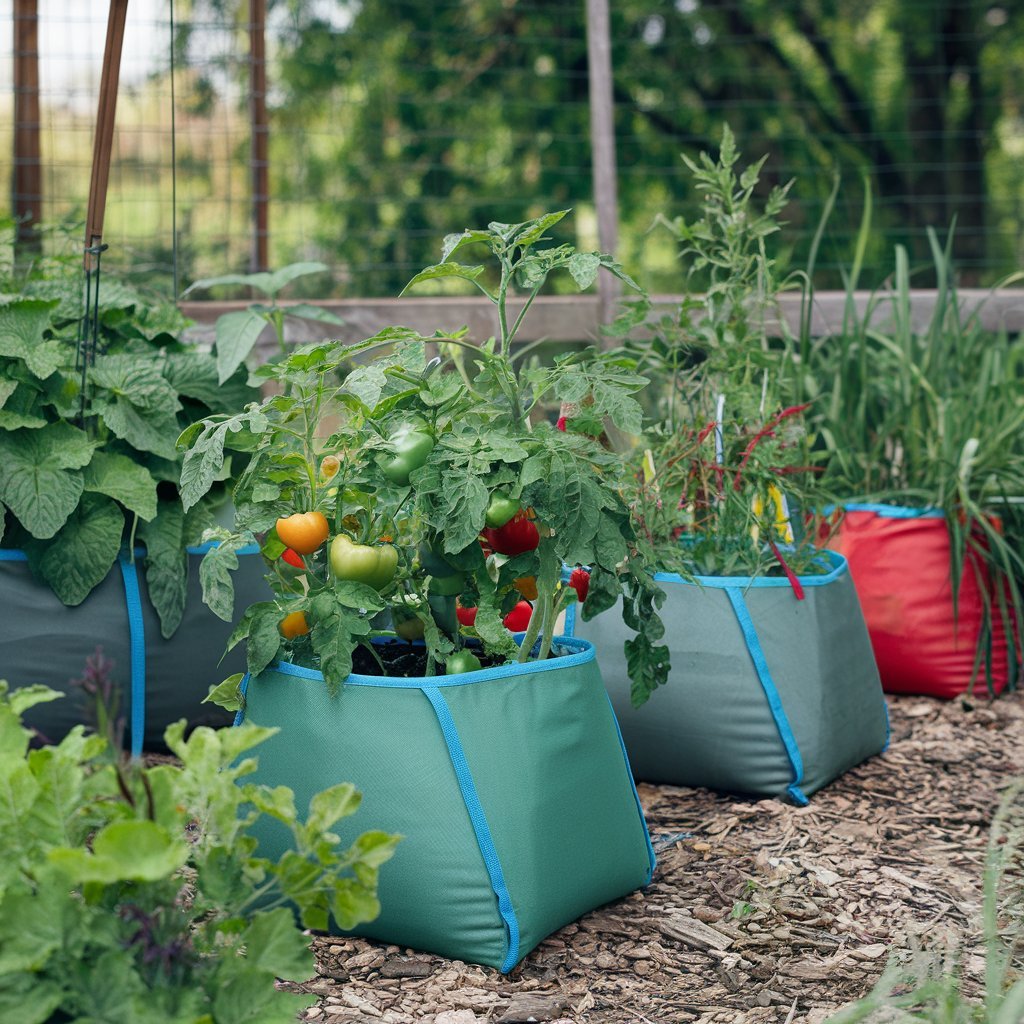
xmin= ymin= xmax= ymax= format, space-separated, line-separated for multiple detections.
xmin=179 ymin=289 xmax=1024 ymax=356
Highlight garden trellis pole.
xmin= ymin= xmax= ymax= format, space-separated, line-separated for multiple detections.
xmin=84 ymin=0 xmax=129 ymax=271
xmin=78 ymin=0 xmax=129 ymax=426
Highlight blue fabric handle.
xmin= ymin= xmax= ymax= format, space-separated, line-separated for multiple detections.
xmin=117 ymin=553 xmax=147 ymax=759
xmin=725 ymin=588 xmax=808 ymax=806
xmin=422 ymin=685 xmax=522 ymax=973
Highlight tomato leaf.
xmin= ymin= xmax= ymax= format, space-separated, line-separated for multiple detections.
xmin=399 ymin=262 xmax=485 ymax=296
xmin=245 ymin=605 xmax=284 ymax=676
xmin=199 ymin=533 xmax=253 ymax=622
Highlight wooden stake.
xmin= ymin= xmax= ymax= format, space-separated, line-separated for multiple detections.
xmin=84 ymin=0 xmax=130 ymax=270
xmin=585 ymin=0 xmax=620 ymax=336
xmin=250 ymin=0 xmax=269 ymax=273
xmin=13 ymin=0 xmax=42 ymax=260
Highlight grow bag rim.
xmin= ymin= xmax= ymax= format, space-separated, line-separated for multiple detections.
xmin=833 ymin=503 xmax=945 ymax=520
xmin=0 ymin=542 xmax=262 ymax=561
xmin=651 ymin=548 xmax=848 ymax=589
xmin=254 ymin=634 xmax=596 ymax=689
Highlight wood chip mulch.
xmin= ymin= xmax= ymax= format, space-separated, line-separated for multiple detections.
xmin=289 ymin=689 xmax=1024 ymax=1024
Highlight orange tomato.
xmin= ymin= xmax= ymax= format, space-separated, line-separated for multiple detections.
xmin=279 ymin=610 xmax=310 ymax=639
xmin=276 ymin=511 xmax=329 ymax=554
xmin=513 ymin=576 xmax=538 ymax=601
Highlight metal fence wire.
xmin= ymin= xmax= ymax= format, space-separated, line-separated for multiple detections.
xmin=4 ymin=0 xmax=1023 ymax=300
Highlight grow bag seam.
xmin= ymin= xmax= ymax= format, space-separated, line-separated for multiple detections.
xmin=604 ymin=694 xmax=657 ymax=883
xmin=421 ymin=685 xmax=521 ymax=973
xmin=725 ymin=588 xmax=809 ymax=806
xmin=117 ymin=552 xmax=147 ymax=759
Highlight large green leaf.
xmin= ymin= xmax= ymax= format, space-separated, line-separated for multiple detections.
xmin=399 ymin=261 xmax=485 ymax=296
xmin=0 ymin=299 xmax=67 ymax=380
xmin=82 ymin=450 xmax=159 ymax=522
xmin=48 ymin=819 xmax=190 ymax=883
xmin=215 ymin=309 xmax=270 ymax=384
xmin=36 ymin=494 xmax=124 ymax=606
xmin=138 ymin=501 xmax=188 ymax=639
xmin=237 ymin=907 xmax=315 ymax=981
xmin=0 ymin=424 xmax=94 ymax=538
xmin=211 ymin=965 xmax=314 ymax=1024
xmin=89 ymin=354 xmax=183 ymax=460
xmin=186 ymin=261 xmax=328 ymax=299
xmin=199 ymin=534 xmax=248 ymax=622
xmin=163 ymin=350 xmax=257 ymax=413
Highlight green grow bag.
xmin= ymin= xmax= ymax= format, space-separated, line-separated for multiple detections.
xmin=0 ymin=543 xmax=269 ymax=755
xmin=235 ymin=636 xmax=655 ymax=972
xmin=565 ymin=551 xmax=889 ymax=804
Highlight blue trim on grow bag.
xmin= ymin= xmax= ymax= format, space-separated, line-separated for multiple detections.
xmin=837 ymin=503 xmax=944 ymax=519
xmin=1 ymin=541 xmax=263 ymax=754
xmin=725 ymin=588 xmax=808 ymax=805
xmin=422 ymin=685 xmax=522 ymax=973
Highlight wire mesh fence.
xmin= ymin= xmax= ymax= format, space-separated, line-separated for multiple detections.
xmin=4 ymin=0 xmax=1023 ymax=302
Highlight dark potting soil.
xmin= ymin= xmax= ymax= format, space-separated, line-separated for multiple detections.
xmin=349 ymin=641 xmax=508 ymax=678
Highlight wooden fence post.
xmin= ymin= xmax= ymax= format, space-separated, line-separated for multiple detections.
xmin=585 ymin=0 xmax=620 ymax=337
xmin=13 ymin=0 xmax=42 ymax=262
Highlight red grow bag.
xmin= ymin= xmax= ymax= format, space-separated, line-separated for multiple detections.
xmin=829 ymin=505 xmax=1016 ymax=699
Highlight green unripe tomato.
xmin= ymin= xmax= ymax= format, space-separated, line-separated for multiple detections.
xmin=380 ymin=426 xmax=435 ymax=486
xmin=329 ymin=535 xmax=399 ymax=590
xmin=485 ymin=491 xmax=519 ymax=529
xmin=393 ymin=614 xmax=425 ymax=641
xmin=446 ymin=650 xmax=483 ymax=675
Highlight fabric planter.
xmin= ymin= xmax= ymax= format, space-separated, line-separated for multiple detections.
xmin=564 ymin=551 xmax=889 ymax=804
xmin=234 ymin=636 xmax=655 ymax=972
xmin=0 ymin=543 xmax=268 ymax=755
xmin=828 ymin=504 xmax=1017 ymax=698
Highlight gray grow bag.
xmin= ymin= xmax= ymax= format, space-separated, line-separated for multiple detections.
xmin=0 ymin=542 xmax=269 ymax=755
xmin=564 ymin=551 xmax=889 ymax=804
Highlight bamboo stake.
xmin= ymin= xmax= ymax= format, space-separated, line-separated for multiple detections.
xmin=84 ymin=0 xmax=130 ymax=270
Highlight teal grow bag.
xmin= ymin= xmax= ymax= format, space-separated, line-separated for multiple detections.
xmin=234 ymin=636 xmax=655 ymax=972
xmin=565 ymin=551 xmax=889 ymax=804
xmin=0 ymin=542 xmax=269 ymax=756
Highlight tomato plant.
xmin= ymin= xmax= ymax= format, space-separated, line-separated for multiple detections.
xmin=181 ymin=211 xmax=670 ymax=704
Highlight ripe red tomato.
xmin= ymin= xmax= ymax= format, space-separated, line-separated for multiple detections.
xmin=568 ymin=567 xmax=590 ymax=603
xmin=281 ymin=548 xmax=305 ymax=569
xmin=482 ymin=510 xmax=540 ymax=556
xmin=503 ymin=600 xmax=533 ymax=632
